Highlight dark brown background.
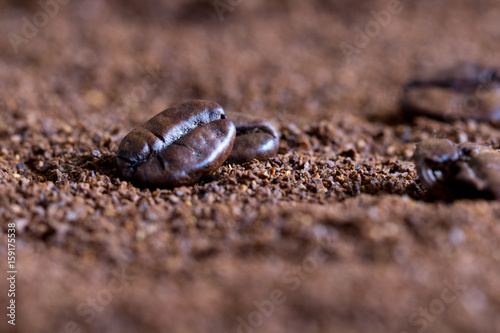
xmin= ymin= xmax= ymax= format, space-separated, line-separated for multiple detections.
xmin=1 ymin=0 xmax=500 ymax=332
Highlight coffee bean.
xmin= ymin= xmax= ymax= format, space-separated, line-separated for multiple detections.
xmin=117 ymin=100 xmax=236 ymax=188
xmin=414 ymin=138 xmax=500 ymax=200
xmin=225 ymin=113 xmax=280 ymax=164
xmin=401 ymin=63 xmax=500 ymax=122
xmin=413 ymin=138 xmax=459 ymax=198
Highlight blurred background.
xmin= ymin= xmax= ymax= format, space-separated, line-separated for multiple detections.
xmin=1 ymin=1 xmax=500 ymax=332
xmin=1 ymin=0 xmax=499 ymax=128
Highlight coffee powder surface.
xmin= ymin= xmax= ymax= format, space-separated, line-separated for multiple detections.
xmin=1 ymin=1 xmax=500 ymax=332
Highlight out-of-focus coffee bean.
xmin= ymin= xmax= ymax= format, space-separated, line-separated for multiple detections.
xmin=401 ymin=63 xmax=500 ymax=122
xmin=414 ymin=138 xmax=500 ymax=200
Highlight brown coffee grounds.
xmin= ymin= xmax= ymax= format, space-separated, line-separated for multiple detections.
xmin=1 ymin=1 xmax=500 ymax=332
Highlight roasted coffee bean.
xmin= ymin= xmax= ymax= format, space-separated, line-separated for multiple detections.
xmin=401 ymin=63 xmax=500 ymax=122
xmin=117 ymin=100 xmax=236 ymax=188
xmin=414 ymin=138 xmax=500 ymax=200
xmin=225 ymin=113 xmax=280 ymax=164
xmin=413 ymin=138 xmax=459 ymax=198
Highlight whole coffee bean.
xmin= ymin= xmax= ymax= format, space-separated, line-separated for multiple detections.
xmin=413 ymin=138 xmax=459 ymax=197
xmin=401 ymin=63 xmax=500 ymax=122
xmin=117 ymin=100 xmax=236 ymax=188
xmin=225 ymin=113 xmax=280 ymax=164
xmin=414 ymin=138 xmax=500 ymax=200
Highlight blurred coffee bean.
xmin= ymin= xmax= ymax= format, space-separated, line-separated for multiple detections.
xmin=414 ymin=138 xmax=500 ymax=200
xmin=226 ymin=113 xmax=280 ymax=164
xmin=117 ymin=100 xmax=236 ymax=188
xmin=401 ymin=63 xmax=500 ymax=122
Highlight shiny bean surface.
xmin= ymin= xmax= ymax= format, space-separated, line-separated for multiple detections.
xmin=225 ymin=113 xmax=280 ymax=164
xmin=117 ymin=100 xmax=236 ymax=188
